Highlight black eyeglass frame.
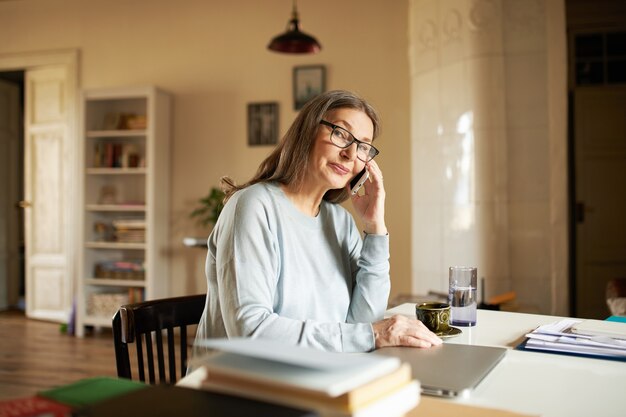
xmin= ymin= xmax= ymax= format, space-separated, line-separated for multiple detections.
xmin=319 ymin=120 xmax=380 ymax=162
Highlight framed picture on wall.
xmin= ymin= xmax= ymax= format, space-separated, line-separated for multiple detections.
xmin=293 ymin=65 xmax=326 ymax=110
xmin=247 ymin=102 xmax=279 ymax=146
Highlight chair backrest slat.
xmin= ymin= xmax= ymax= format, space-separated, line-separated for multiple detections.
xmin=180 ymin=326 xmax=188 ymax=379
xmin=155 ymin=329 xmax=166 ymax=383
xmin=136 ymin=333 xmax=146 ymax=382
xmin=145 ymin=331 xmax=155 ymax=384
xmin=167 ymin=327 xmax=176 ymax=383
xmin=112 ymin=294 xmax=206 ymax=385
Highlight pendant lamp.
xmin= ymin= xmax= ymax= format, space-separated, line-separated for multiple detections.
xmin=268 ymin=0 xmax=321 ymax=54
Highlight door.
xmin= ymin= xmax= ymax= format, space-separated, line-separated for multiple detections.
xmin=575 ymin=87 xmax=626 ymax=319
xmin=0 ymin=79 xmax=20 ymax=310
xmin=24 ymin=66 xmax=73 ymax=321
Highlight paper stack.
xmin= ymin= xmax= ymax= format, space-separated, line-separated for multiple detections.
xmin=192 ymin=338 xmax=420 ymax=417
xmin=522 ymin=318 xmax=626 ymax=360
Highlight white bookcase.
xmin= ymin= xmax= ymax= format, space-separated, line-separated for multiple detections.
xmin=76 ymin=86 xmax=171 ymax=336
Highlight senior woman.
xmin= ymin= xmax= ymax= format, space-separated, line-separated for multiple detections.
xmin=194 ymin=90 xmax=441 ymax=352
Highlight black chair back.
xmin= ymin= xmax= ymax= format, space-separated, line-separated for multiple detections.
xmin=112 ymin=294 xmax=206 ymax=384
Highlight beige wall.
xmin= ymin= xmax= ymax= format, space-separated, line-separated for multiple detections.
xmin=0 ymin=0 xmax=412 ymax=298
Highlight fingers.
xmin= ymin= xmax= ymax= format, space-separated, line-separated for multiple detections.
xmin=373 ymin=315 xmax=443 ymax=349
xmin=365 ymin=160 xmax=384 ymax=186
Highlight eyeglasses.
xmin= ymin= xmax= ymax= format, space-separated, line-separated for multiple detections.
xmin=319 ymin=120 xmax=379 ymax=162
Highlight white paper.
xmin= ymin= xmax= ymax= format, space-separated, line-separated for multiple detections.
xmin=524 ymin=319 xmax=626 ymax=358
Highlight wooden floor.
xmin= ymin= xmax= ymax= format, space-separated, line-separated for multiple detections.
xmin=0 ymin=310 xmax=118 ymax=400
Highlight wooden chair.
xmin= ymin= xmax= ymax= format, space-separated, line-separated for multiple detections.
xmin=112 ymin=294 xmax=206 ymax=384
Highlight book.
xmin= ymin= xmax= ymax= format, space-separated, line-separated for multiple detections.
xmin=74 ymin=385 xmax=319 ymax=417
xmin=201 ymin=379 xmax=420 ymax=417
xmin=0 ymin=396 xmax=71 ymax=417
xmin=193 ymin=338 xmax=401 ymax=397
xmin=202 ymin=362 xmax=413 ymax=413
xmin=38 ymin=376 xmax=147 ymax=407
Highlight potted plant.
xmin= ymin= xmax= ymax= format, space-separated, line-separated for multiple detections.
xmin=190 ymin=187 xmax=226 ymax=228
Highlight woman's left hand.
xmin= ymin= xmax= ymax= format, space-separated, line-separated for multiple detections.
xmin=349 ymin=160 xmax=387 ymax=235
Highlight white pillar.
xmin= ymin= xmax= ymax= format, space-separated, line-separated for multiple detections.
xmin=409 ymin=0 xmax=567 ymax=314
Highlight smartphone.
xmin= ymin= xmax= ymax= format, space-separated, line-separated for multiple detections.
xmin=350 ymin=168 xmax=369 ymax=195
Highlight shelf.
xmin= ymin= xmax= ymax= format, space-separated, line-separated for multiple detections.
xmin=86 ymin=168 xmax=147 ymax=175
xmin=85 ymin=241 xmax=146 ymax=250
xmin=77 ymin=86 xmax=170 ymax=337
xmin=85 ymin=278 xmax=146 ymax=287
xmin=86 ymin=204 xmax=146 ymax=212
xmin=86 ymin=129 xmax=146 ymax=138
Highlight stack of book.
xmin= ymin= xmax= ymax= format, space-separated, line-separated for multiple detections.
xmin=112 ymin=219 xmax=146 ymax=243
xmin=192 ymin=338 xmax=419 ymax=417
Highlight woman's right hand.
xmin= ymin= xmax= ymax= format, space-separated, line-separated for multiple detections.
xmin=372 ymin=314 xmax=443 ymax=349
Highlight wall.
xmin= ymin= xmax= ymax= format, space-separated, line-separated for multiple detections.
xmin=408 ymin=0 xmax=568 ymax=315
xmin=0 ymin=0 xmax=412 ymax=298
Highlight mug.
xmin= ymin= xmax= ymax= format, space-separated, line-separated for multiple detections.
xmin=415 ymin=302 xmax=451 ymax=334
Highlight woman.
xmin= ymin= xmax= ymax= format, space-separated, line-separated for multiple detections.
xmin=194 ymin=90 xmax=441 ymax=352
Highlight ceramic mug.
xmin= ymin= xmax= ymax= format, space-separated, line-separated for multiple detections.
xmin=415 ymin=302 xmax=451 ymax=334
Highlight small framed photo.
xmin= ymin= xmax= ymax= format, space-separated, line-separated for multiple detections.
xmin=293 ymin=65 xmax=326 ymax=110
xmin=247 ymin=102 xmax=279 ymax=146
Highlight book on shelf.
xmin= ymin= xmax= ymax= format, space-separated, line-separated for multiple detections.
xmin=112 ymin=219 xmax=146 ymax=243
xmin=128 ymin=287 xmax=145 ymax=303
xmin=92 ymin=142 xmax=141 ymax=169
xmin=112 ymin=219 xmax=146 ymax=229
xmin=192 ymin=338 xmax=419 ymax=417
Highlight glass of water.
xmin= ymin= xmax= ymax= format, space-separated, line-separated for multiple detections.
xmin=448 ymin=266 xmax=477 ymax=326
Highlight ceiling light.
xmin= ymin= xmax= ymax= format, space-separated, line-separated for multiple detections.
xmin=267 ymin=0 xmax=321 ymax=54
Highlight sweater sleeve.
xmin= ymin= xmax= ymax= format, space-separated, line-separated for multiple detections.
xmin=346 ymin=225 xmax=391 ymax=326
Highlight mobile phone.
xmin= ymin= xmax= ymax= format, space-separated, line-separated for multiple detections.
xmin=350 ymin=168 xmax=369 ymax=195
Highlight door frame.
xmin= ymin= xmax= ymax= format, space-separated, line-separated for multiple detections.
xmin=0 ymin=50 xmax=79 ymax=319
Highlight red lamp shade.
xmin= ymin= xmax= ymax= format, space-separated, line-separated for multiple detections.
xmin=268 ymin=2 xmax=321 ymax=54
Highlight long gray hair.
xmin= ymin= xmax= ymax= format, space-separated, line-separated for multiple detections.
xmin=222 ymin=90 xmax=381 ymax=204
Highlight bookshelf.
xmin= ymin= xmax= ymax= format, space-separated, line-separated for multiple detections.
xmin=76 ymin=86 xmax=171 ymax=336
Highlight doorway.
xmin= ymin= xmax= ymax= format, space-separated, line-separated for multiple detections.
xmin=0 ymin=50 xmax=78 ymax=323
xmin=0 ymin=71 xmax=25 ymax=311
xmin=568 ymin=28 xmax=626 ymax=319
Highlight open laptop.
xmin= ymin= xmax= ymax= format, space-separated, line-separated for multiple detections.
xmin=375 ymin=343 xmax=506 ymax=398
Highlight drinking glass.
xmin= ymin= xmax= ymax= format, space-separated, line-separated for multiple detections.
xmin=448 ymin=266 xmax=477 ymax=326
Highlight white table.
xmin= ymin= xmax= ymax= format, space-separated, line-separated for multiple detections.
xmin=386 ymin=303 xmax=626 ymax=417
xmin=180 ymin=305 xmax=626 ymax=417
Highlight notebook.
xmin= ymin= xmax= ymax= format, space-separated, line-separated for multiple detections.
xmin=74 ymin=385 xmax=320 ymax=417
xmin=376 ymin=343 xmax=506 ymax=398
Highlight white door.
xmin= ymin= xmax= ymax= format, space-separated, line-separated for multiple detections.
xmin=0 ymin=79 xmax=20 ymax=310
xmin=575 ymin=87 xmax=626 ymax=319
xmin=24 ymin=66 xmax=73 ymax=321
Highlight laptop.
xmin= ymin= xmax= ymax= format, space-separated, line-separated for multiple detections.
xmin=376 ymin=343 xmax=506 ymax=398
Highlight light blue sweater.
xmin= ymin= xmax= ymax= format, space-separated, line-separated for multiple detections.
xmin=194 ymin=182 xmax=390 ymax=352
